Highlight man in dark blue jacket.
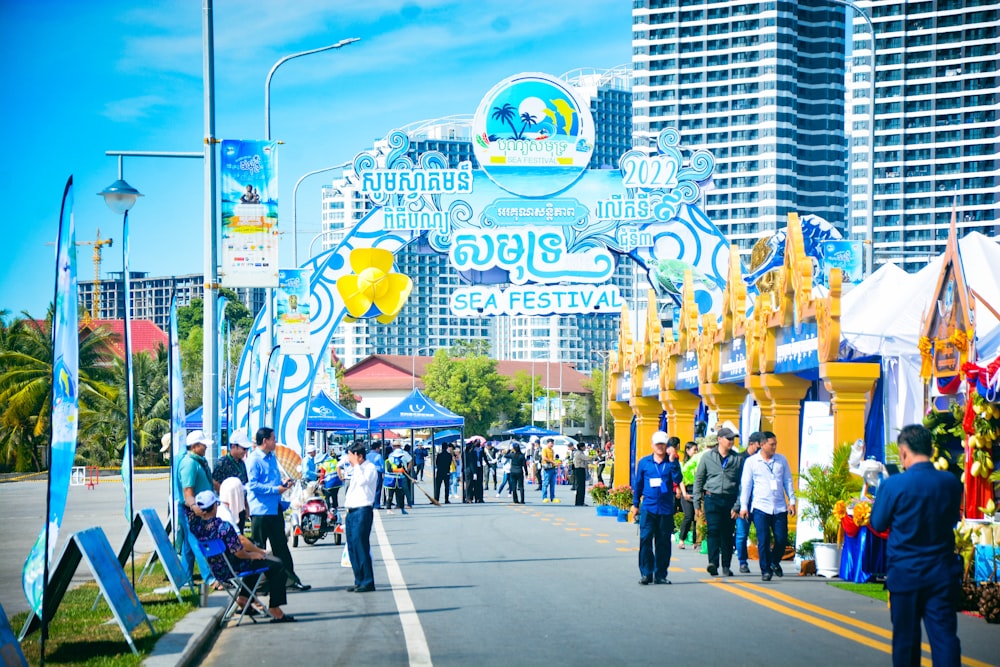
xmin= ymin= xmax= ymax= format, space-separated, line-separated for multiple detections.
xmin=631 ymin=430 xmax=684 ymax=585
xmin=870 ymin=423 xmax=962 ymax=667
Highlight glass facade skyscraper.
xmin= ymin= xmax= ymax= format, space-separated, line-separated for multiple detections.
xmin=631 ymin=0 xmax=849 ymax=252
xmin=848 ymin=0 xmax=998 ymax=272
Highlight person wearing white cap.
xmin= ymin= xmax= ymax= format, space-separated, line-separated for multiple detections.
xmin=189 ymin=490 xmax=296 ymax=623
xmin=631 ymin=431 xmax=683 ymax=585
xmin=180 ymin=430 xmax=214 ymax=519
xmin=301 ymin=443 xmax=318 ymax=482
xmin=213 ymin=431 xmax=251 ymax=493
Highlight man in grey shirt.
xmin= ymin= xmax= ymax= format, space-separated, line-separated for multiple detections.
xmin=693 ymin=427 xmax=744 ymax=577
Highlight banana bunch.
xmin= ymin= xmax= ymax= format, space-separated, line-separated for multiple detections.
xmin=978 ymin=498 xmax=996 ymax=517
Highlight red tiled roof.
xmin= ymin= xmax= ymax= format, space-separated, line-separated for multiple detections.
xmin=85 ymin=319 xmax=168 ymax=359
xmin=344 ymin=354 xmax=592 ymax=394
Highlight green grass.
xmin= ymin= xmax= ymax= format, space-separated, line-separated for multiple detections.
xmin=828 ymin=581 xmax=889 ymax=602
xmin=12 ymin=557 xmax=199 ymax=666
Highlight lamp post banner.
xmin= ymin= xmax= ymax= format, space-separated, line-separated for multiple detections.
xmin=276 ymin=269 xmax=312 ymax=355
xmin=221 ymin=140 xmax=279 ymax=287
xmin=23 ymin=177 xmax=78 ymax=617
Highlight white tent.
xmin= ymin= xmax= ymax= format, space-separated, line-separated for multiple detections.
xmin=840 ymin=231 xmax=1000 ymax=434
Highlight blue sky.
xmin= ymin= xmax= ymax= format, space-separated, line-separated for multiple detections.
xmin=0 ymin=0 xmax=630 ymax=319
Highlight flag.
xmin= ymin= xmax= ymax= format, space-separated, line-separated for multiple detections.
xmin=168 ymin=295 xmax=187 ymax=538
xmin=217 ymin=295 xmax=229 ymax=439
xmin=22 ymin=176 xmax=79 ymax=616
xmin=120 ymin=211 xmax=135 ymax=521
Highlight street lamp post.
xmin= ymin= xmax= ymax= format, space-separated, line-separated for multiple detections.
xmin=412 ymin=346 xmax=435 ymax=390
xmin=98 ymin=171 xmax=142 ymax=586
xmin=593 ymin=350 xmax=611 ymax=445
xmin=830 ymin=0 xmax=877 ymax=276
xmin=291 ymin=161 xmax=351 ymax=266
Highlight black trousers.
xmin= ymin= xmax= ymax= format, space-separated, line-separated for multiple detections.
xmin=704 ymin=494 xmax=738 ymax=568
xmin=251 ymin=513 xmax=300 ymax=585
xmin=573 ymin=468 xmax=587 ymax=505
xmin=678 ymin=495 xmax=696 ymax=543
xmin=510 ymin=473 xmax=525 ymax=503
xmin=434 ymin=472 xmax=450 ymax=503
xmin=233 ymin=553 xmax=288 ymax=607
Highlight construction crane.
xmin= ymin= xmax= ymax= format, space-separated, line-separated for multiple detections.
xmin=47 ymin=229 xmax=114 ymax=318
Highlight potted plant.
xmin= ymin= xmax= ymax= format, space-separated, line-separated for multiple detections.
xmin=590 ymin=482 xmax=611 ymax=514
xmin=798 ymin=443 xmax=858 ymax=578
xmin=608 ymin=485 xmax=634 ymax=522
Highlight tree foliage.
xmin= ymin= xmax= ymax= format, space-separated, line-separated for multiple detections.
xmin=583 ymin=368 xmax=612 ymax=439
xmin=422 ymin=346 xmax=513 ymax=436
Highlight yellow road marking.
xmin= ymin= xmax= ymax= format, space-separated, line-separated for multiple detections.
xmin=541 ymin=518 xmax=551 ymax=522
xmin=616 ymin=540 xmax=628 ymax=544
xmin=568 ymin=522 xmax=577 ymax=526
xmin=735 ymin=582 xmax=994 ymax=667
xmin=708 ymin=580 xmax=898 ymax=662
xmin=616 ymin=547 xmax=631 ymax=552
xmin=565 ymin=527 xmax=577 ymax=531
xmin=596 ymin=539 xmax=609 ymax=544
xmin=597 ymin=533 xmax=609 ymax=537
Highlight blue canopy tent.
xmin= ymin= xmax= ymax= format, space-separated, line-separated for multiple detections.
xmin=431 ymin=429 xmax=462 ymax=444
xmin=184 ymin=405 xmax=229 ymax=431
xmin=306 ymin=391 xmax=368 ymax=430
xmin=369 ymin=389 xmax=465 ymax=496
xmin=506 ymin=425 xmax=560 ymax=437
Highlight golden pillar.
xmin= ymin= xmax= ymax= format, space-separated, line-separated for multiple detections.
xmin=761 ymin=374 xmax=812 ymax=489
xmin=632 ymin=396 xmax=663 ymax=468
xmin=820 ymin=362 xmax=880 ymax=448
xmin=661 ymin=390 xmax=703 ymax=443
xmin=702 ymin=383 xmax=747 ymax=430
xmin=744 ymin=375 xmax=773 ymax=431
xmin=608 ymin=399 xmax=633 ymax=488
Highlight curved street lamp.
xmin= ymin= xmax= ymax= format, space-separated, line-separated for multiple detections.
xmin=291 ymin=161 xmax=351 ymax=266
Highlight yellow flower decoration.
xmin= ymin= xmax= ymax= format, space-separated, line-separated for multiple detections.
xmin=833 ymin=499 xmax=848 ymax=522
xmin=852 ymin=501 xmax=872 ymax=527
xmin=336 ymin=248 xmax=413 ymax=324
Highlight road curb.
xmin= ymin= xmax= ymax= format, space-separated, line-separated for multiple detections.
xmin=143 ymin=594 xmax=225 ymax=667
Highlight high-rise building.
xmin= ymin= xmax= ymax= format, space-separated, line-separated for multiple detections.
xmin=78 ymin=272 xmax=265 ymax=332
xmin=631 ymin=0 xmax=849 ymax=252
xmin=321 ymin=69 xmax=640 ymax=372
xmin=847 ymin=0 xmax=998 ymax=272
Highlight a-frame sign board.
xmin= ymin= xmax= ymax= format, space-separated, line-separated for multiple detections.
xmin=18 ymin=527 xmax=154 ymax=655
xmin=112 ymin=508 xmax=190 ymax=603
xmin=0 ymin=601 xmax=27 ymax=667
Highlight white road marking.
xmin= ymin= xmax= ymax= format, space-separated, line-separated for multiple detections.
xmin=374 ymin=512 xmax=433 ymax=667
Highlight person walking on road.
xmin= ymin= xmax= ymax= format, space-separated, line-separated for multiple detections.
xmin=246 ymin=427 xmax=311 ymax=592
xmin=343 ymin=443 xmax=379 ymax=593
xmin=677 ymin=441 xmax=700 ymax=549
xmin=541 ymin=437 xmax=559 ymax=503
xmin=871 ymin=424 xmax=963 ymax=667
xmin=385 ymin=441 xmax=411 ymax=514
xmin=631 ymin=431 xmax=684 ymax=585
xmin=693 ymin=427 xmax=744 ymax=577
xmin=504 ymin=444 xmax=529 ymax=504
xmin=739 ymin=431 xmax=795 ymax=581
xmin=735 ymin=432 xmax=764 ymax=572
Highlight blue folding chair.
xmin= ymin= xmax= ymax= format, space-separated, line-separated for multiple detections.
xmin=197 ymin=538 xmax=272 ymax=626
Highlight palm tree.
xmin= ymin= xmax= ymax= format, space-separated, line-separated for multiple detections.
xmin=491 ymin=103 xmax=520 ymax=139
xmin=0 ymin=311 xmax=117 ymax=471
xmin=82 ymin=350 xmax=169 ymax=467
xmin=519 ymin=112 xmax=538 ymax=138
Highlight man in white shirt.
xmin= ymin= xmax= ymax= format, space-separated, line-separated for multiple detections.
xmin=343 ymin=443 xmax=378 ymax=592
xmin=739 ymin=431 xmax=796 ymax=581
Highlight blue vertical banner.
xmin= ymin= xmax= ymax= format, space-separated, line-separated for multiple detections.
xmin=120 ymin=212 xmax=136 ymax=523
xmin=220 ymin=140 xmax=279 ymax=287
xmin=217 ymin=295 xmax=229 ymax=444
xmin=263 ymin=346 xmax=282 ymax=434
xmin=22 ymin=176 xmax=79 ymax=616
xmin=168 ymin=295 xmax=187 ymax=538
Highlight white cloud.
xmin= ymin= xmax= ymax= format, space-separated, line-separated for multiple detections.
xmin=100 ymin=94 xmax=169 ymax=123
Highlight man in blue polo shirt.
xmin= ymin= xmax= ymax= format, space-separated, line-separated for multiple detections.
xmin=631 ymin=430 xmax=684 ymax=585
xmin=871 ymin=424 xmax=962 ymax=667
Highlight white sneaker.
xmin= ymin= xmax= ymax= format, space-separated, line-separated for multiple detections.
xmin=496 ymin=493 xmax=501 ymax=498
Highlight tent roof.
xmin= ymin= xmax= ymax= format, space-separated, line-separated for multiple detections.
xmin=368 ymin=388 xmax=465 ymax=430
xmin=306 ymin=391 xmax=368 ymax=430
xmin=506 ymin=425 xmax=560 ymax=436
xmin=184 ymin=405 xmax=229 ymax=430
xmin=840 ymin=232 xmax=1000 ymax=359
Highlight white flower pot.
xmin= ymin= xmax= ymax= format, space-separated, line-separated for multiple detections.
xmin=814 ymin=542 xmax=841 ymax=578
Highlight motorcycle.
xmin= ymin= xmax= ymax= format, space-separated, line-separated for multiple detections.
xmin=290 ymin=480 xmax=342 ymax=547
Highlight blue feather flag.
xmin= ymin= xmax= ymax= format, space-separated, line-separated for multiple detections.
xmin=22 ymin=176 xmax=79 ymax=617
xmin=168 ymin=295 xmax=187 ymax=539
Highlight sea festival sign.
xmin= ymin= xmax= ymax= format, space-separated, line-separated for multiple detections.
xmin=354 ymin=72 xmax=731 ymax=318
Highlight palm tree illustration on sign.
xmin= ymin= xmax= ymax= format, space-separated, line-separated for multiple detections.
xmin=491 ymin=103 xmax=519 ymax=138
xmin=519 ymin=111 xmax=538 ymax=138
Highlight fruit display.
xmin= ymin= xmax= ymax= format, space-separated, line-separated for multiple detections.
xmin=969 ymin=394 xmax=998 ymax=480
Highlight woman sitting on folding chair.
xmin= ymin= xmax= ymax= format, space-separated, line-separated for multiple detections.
xmin=191 ymin=490 xmax=297 ymax=623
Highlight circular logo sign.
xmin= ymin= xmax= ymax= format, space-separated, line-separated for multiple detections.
xmin=472 ymin=72 xmax=595 ymax=197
